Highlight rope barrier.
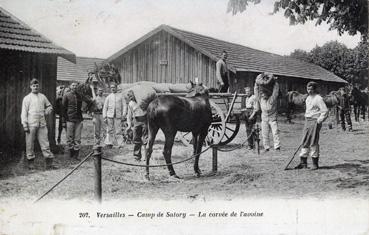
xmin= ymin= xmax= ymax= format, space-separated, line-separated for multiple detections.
xmin=101 ymin=144 xmax=214 ymax=168
xmin=33 ymin=151 xmax=95 ymax=203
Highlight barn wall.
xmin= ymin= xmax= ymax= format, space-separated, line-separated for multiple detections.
xmin=0 ymin=50 xmax=57 ymax=152
xmin=111 ymin=31 xmax=219 ymax=88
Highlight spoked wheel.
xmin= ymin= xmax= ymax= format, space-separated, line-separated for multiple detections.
xmin=179 ymin=101 xmax=226 ymax=147
xmin=217 ymin=114 xmax=240 ymax=146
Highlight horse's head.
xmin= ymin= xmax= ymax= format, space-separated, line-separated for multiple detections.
xmin=186 ymin=81 xmax=209 ymax=98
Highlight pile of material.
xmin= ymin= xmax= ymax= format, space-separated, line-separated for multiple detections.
xmin=119 ymin=82 xmax=192 ymax=111
xmin=255 ymin=72 xmax=276 ymax=96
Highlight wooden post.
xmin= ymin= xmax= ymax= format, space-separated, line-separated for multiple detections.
xmin=212 ymin=146 xmax=218 ymax=173
xmin=94 ymin=146 xmax=102 ymax=203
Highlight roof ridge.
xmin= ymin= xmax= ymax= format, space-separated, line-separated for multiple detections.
xmin=166 ymin=25 xmax=289 ymax=58
xmin=77 ymin=56 xmax=106 ymax=60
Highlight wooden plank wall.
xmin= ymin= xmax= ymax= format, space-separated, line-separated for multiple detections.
xmin=0 ymin=50 xmax=56 ymax=152
xmin=112 ymin=31 xmax=218 ymax=88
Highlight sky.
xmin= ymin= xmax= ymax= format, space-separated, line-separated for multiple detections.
xmin=0 ymin=0 xmax=361 ymax=59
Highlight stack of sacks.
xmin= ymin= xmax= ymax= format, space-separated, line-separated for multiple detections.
xmin=126 ymin=84 xmax=157 ymax=111
xmin=255 ymin=72 xmax=276 ymax=97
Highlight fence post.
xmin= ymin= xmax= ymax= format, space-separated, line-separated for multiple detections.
xmin=94 ymin=146 xmax=102 ymax=203
xmin=212 ymin=146 xmax=218 ymax=173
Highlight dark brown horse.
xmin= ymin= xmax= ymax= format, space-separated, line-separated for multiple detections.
xmin=350 ymin=87 xmax=368 ymax=121
xmin=145 ymin=82 xmax=212 ymax=180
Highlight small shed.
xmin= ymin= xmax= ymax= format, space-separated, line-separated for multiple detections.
xmin=107 ymin=24 xmax=347 ymax=97
xmin=0 ymin=7 xmax=75 ymax=151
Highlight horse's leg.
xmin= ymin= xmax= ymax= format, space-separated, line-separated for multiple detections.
xmin=194 ymin=129 xmax=208 ymax=177
xmin=361 ymin=105 xmax=366 ymax=120
xmin=192 ymin=132 xmax=198 ymax=157
xmin=162 ymin=130 xmax=178 ymax=178
xmin=57 ymin=117 xmax=63 ymax=144
xmin=354 ymin=104 xmax=359 ymax=122
xmin=145 ymin=122 xmax=159 ymax=180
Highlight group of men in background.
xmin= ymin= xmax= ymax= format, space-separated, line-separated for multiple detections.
xmin=21 ymin=79 xmax=147 ymax=172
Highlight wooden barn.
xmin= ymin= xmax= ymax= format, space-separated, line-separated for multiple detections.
xmin=57 ymin=56 xmax=104 ymax=86
xmin=0 ymin=7 xmax=75 ymax=151
xmin=107 ymin=24 xmax=347 ymax=99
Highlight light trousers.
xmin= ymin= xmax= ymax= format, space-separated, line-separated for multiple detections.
xmin=25 ymin=126 xmax=54 ymax=160
xmin=299 ymin=145 xmax=320 ymax=159
xmin=105 ymin=118 xmax=123 ymax=146
xmin=261 ymin=119 xmax=281 ymax=150
xmin=93 ymin=114 xmax=106 ymax=147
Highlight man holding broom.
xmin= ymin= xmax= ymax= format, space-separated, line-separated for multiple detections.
xmin=295 ymin=81 xmax=328 ymax=170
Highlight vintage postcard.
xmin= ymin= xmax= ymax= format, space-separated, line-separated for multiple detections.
xmin=0 ymin=0 xmax=368 ymax=234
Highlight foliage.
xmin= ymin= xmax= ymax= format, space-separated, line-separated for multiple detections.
xmin=227 ymin=0 xmax=368 ymax=38
xmin=288 ymin=41 xmax=368 ymax=88
xmin=289 ymin=49 xmax=312 ymax=63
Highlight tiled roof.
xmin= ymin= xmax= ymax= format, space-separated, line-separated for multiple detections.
xmin=0 ymin=7 xmax=75 ymax=62
xmin=108 ymin=24 xmax=346 ymax=84
xmin=57 ymin=56 xmax=105 ymax=82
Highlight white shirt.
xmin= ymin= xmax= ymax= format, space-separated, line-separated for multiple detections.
xmin=305 ymin=94 xmax=328 ymax=123
xmin=21 ymin=92 xmax=52 ymax=128
xmin=103 ymin=93 xmax=127 ymax=119
xmin=245 ymin=95 xmax=256 ymax=109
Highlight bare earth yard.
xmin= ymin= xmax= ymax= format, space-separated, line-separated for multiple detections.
xmin=0 ymin=116 xmax=368 ymax=201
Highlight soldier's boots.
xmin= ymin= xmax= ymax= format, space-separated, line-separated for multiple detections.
xmin=67 ymin=149 xmax=79 ymax=160
xmin=311 ymin=157 xmax=319 ymax=170
xmin=73 ymin=150 xmax=80 ymax=159
xmin=295 ymin=157 xmax=308 ymax=169
xmin=28 ymin=159 xmax=36 ymax=172
xmin=45 ymin=158 xmax=58 ymax=170
xmin=67 ymin=149 xmax=74 ymax=158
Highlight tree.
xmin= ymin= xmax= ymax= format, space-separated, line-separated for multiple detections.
xmin=289 ymin=49 xmax=312 ymax=63
xmin=227 ymin=0 xmax=368 ymax=39
xmin=288 ymin=41 xmax=368 ymax=88
xmin=351 ymin=41 xmax=368 ymax=87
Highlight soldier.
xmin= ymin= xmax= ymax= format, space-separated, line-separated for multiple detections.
xmin=62 ymin=82 xmax=84 ymax=159
xmin=216 ymin=50 xmax=231 ymax=92
xmin=126 ymin=90 xmax=148 ymax=161
xmin=21 ymin=78 xmax=57 ymax=171
xmin=241 ymin=87 xmax=258 ymax=150
xmin=254 ymin=76 xmax=281 ymax=152
xmin=103 ymin=83 xmax=126 ymax=148
xmin=295 ymin=81 xmax=328 ymax=170
xmin=90 ymin=85 xmax=106 ymax=148
xmin=337 ymin=87 xmax=352 ymax=131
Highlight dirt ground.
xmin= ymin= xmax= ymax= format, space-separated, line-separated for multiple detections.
xmin=0 ymin=115 xmax=368 ymax=202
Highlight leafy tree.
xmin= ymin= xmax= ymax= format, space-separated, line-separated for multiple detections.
xmin=351 ymin=41 xmax=368 ymax=87
xmin=227 ymin=0 xmax=368 ymax=38
xmin=288 ymin=41 xmax=368 ymax=87
xmin=289 ymin=49 xmax=312 ymax=63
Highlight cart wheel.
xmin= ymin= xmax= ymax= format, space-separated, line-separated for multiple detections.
xmin=217 ymin=114 xmax=240 ymax=146
xmin=179 ymin=101 xmax=225 ymax=147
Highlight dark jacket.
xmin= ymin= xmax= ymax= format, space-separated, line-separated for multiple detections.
xmin=338 ymin=94 xmax=350 ymax=110
xmin=62 ymin=91 xmax=83 ymax=122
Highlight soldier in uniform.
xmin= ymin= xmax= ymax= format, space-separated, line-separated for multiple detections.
xmin=216 ymin=50 xmax=231 ymax=92
xmin=21 ymin=78 xmax=57 ymax=170
xmin=337 ymin=87 xmax=352 ymax=131
xmin=126 ymin=90 xmax=148 ymax=161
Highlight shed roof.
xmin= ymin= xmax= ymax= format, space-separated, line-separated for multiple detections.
xmin=0 ymin=7 xmax=75 ymax=62
xmin=57 ymin=56 xmax=104 ymax=82
xmin=108 ymin=24 xmax=346 ymax=84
